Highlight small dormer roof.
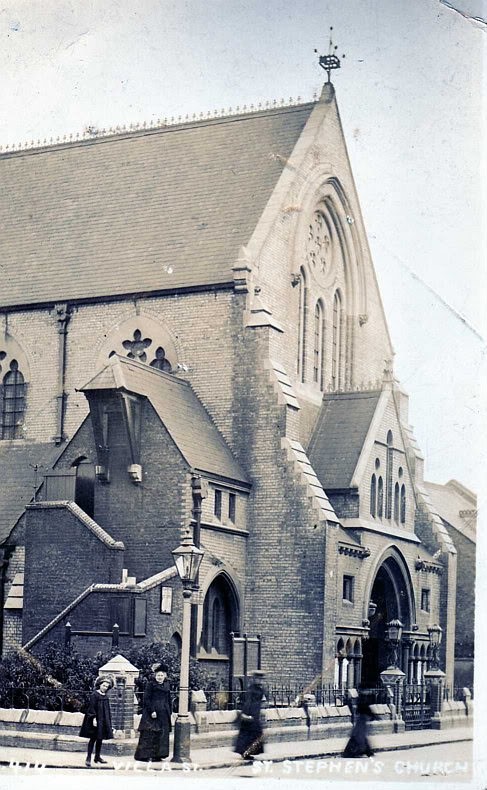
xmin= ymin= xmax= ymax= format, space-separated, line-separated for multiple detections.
xmin=80 ymin=355 xmax=250 ymax=486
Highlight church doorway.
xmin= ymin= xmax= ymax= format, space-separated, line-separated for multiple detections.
xmin=201 ymin=573 xmax=239 ymax=658
xmin=361 ymin=555 xmax=412 ymax=687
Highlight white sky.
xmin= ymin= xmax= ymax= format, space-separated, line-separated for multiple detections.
xmin=0 ymin=0 xmax=485 ymax=492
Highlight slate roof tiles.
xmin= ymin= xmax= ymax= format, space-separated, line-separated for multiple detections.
xmin=0 ymin=441 xmax=63 ymax=543
xmin=0 ymin=105 xmax=314 ymax=308
xmin=308 ymin=391 xmax=381 ymax=490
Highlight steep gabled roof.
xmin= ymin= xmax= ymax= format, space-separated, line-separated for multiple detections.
xmin=0 ymin=104 xmax=314 ymax=309
xmin=0 ymin=441 xmax=64 ymax=543
xmin=81 ymin=355 xmax=249 ymax=485
xmin=424 ymin=480 xmax=476 ymax=544
xmin=308 ymin=391 xmax=381 ymax=490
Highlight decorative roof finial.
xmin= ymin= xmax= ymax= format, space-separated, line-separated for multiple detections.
xmin=315 ymin=27 xmax=345 ymax=84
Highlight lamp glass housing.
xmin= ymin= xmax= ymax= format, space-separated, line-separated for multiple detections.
xmin=428 ymin=624 xmax=442 ymax=646
xmin=386 ymin=619 xmax=404 ymax=642
xmin=172 ymin=534 xmax=204 ymax=585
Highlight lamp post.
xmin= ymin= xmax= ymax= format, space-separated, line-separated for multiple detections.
xmin=385 ymin=619 xmax=404 ymax=669
xmin=427 ymin=623 xmax=442 ymax=670
xmin=171 ymin=532 xmax=204 ymax=763
xmin=424 ymin=623 xmax=445 ymax=725
xmin=380 ymin=619 xmax=405 ymax=728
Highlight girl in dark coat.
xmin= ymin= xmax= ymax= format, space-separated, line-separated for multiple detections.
xmin=234 ymin=671 xmax=266 ymax=759
xmin=342 ymin=693 xmax=375 ymax=758
xmin=79 ymin=676 xmax=114 ymax=767
xmin=134 ymin=663 xmax=172 ymax=762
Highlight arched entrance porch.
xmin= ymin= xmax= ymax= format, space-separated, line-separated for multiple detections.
xmin=361 ymin=552 xmax=414 ymax=687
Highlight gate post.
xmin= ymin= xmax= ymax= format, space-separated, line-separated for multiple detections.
xmin=380 ymin=666 xmax=406 ymax=733
xmin=424 ymin=668 xmax=445 ymax=729
xmin=98 ymin=654 xmax=140 ymax=737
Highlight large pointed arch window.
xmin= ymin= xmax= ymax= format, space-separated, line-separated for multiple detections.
xmin=1 ymin=360 xmax=26 ymax=439
xmin=331 ymin=290 xmax=343 ymax=390
xmin=385 ymin=431 xmax=393 ymax=519
xmin=313 ymin=300 xmax=325 ymax=390
xmin=297 ymin=267 xmax=308 ymax=383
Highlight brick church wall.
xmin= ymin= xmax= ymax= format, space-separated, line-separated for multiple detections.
xmin=22 ymin=504 xmax=125 ymax=644
xmin=446 ymin=524 xmax=475 ymax=659
xmin=230 ymin=325 xmax=337 ymax=686
xmin=49 ymin=403 xmax=190 ymax=582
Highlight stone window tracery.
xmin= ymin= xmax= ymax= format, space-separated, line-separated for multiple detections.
xmin=306 ymin=211 xmax=332 ymax=280
xmin=98 ymin=316 xmax=178 ymax=373
xmin=149 ymin=347 xmax=172 ymax=372
xmin=122 ymin=329 xmax=152 ymax=362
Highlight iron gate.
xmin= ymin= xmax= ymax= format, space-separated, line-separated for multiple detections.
xmin=402 ymin=683 xmax=431 ymax=730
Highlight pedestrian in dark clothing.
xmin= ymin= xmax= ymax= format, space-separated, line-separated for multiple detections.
xmin=234 ymin=670 xmax=266 ymax=760
xmin=342 ymin=693 xmax=375 ymax=758
xmin=79 ymin=675 xmax=114 ymax=767
xmin=134 ymin=663 xmax=172 ymax=762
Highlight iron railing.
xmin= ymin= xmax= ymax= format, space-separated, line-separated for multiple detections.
xmin=0 ymin=685 xmax=92 ymax=712
xmin=443 ymin=685 xmax=474 ymax=701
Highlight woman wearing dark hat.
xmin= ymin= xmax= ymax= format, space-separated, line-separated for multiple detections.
xmin=79 ymin=675 xmax=114 ymax=767
xmin=134 ymin=663 xmax=172 ymax=762
xmin=341 ymin=691 xmax=375 ymax=758
xmin=234 ymin=670 xmax=266 ymax=760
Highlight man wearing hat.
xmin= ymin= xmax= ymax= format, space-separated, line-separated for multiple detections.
xmin=234 ymin=670 xmax=266 ymax=760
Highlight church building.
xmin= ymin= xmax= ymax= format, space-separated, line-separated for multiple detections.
xmin=0 ymin=74 xmax=462 ymax=691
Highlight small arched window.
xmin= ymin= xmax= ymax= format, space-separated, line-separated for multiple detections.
xmin=331 ymin=290 xmax=343 ymax=390
xmin=400 ymin=484 xmax=406 ymax=524
xmin=377 ymin=476 xmax=384 ymax=518
xmin=385 ymin=431 xmax=393 ymax=519
xmin=394 ymin=482 xmax=400 ymax=523
xmin=1 ymin=360 xmax=26 ymax=440
xmin=297 ymin=267 xmax=308 ymax=383
xmin=370 ymin=474 xmax=377 ymax=517
xmin=313 ymin=301 xmax=325 ymax=390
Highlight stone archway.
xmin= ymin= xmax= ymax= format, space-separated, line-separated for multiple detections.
xmin=201 ymin=573 xmax=240 ymax=657
xmin=361 ymin=554 xmax=413 ymax=687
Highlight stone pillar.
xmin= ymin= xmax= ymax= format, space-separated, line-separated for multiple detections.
xmin=346 ymin=656 xmax=354 ymax=689
xmin=424 ymin=668 xmax=446 ymax=729
xmin=98 ymin=654 xmax=140 ymax=738
xmin=380 ymin=666 xmax=406 ymax=732
xmin=353 ymin=652 xmax=362 ymax=688
xmin=402 ymin=640 xmax=412 ymax=681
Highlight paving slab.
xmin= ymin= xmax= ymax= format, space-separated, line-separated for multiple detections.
xmin=0 ymin=727 xmax=473 ymax=771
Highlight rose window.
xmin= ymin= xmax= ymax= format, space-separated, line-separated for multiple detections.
xmin=306 ymin=211 xmax=333 ymax=281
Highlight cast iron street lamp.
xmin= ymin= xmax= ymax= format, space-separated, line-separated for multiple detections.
xmin=427 ymin=623 xmax=442 ymax=670
xmin=385 ymin=619 xmax=404 ymax=669
xmin=171 ymin=532 xmax=204 ymax=763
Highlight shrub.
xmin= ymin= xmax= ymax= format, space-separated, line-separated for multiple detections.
xmin=0 ymin=640 xmax=211 ymax=710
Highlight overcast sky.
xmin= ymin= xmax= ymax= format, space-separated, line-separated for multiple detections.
xmin=0 ymin=0 xmax=485 ymax=492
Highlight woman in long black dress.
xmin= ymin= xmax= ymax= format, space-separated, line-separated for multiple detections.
xmin=234 ymin=671 xmax=266 ymax=759
xmin=134 ymin=663 xmax=172 ymax=762
xmin=79 ymin=676 xmax=114 ymax=767
xmin=342 ymin=692 xmax=375 ymax=758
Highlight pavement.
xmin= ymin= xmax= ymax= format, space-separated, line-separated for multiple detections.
xmin=0 ymin=726 xmax=473 ymax=771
